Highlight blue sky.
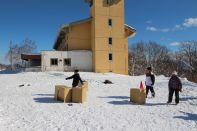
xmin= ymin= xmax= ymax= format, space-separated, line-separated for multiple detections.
xmin=0 ymin=0 xmax=197 ymax=64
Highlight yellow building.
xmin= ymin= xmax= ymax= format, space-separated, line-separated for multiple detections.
xmin=53 ymin=0 xmax=136 ymax=75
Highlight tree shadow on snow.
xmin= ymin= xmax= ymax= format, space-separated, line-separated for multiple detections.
xmin=34 ymin=97 xmax=62 ymax=103
xmin=174 ymin=111 xmax=197 ymax=121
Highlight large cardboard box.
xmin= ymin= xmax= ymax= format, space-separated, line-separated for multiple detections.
xmin=55 ymin=85 xmax=72 ymax=103
xmin=72 ymin=87 xmax=86 ymax=103
xmin=130 ymin=88 xmax=146 ymax=104
xmin=82 ymin=81 xmax=88 ymax=91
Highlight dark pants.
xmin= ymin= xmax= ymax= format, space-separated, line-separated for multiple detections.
xmin=146 ymin=86 xmax=155 ymax=97
xmin=168 ymin=88 xmax=179 ymax=104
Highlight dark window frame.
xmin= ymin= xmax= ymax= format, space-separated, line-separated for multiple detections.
xmin=108 ymin=18 xmax=112 ymax=26
xmin=64 ymin=58 xmax=71 ymax=66
xmin=109 ymin=37 xmax=112 ymax=45
xmin=107 ymin=0 xmax=113 ymax=5
xmin=109 ymin=53 xmax=113 ymax=61
xmin=50 ymin=58 xmax=58 ymax=66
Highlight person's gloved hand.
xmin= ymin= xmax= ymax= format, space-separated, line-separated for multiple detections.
xmin=179 ymin=88 xmax=182 ymax=92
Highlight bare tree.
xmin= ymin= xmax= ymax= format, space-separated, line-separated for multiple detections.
xmin=129 ymin=40 xmax=197 ymax=83
xmin=179 ymin=41 xmax=197 ymax=82
xmin=143 ymin=41 xmax=171 ymax=75
xmin=6 ymin=38 xmax=37 ymax=69
xmin=6 ymin=43 xmax=20 ymax=69
xmin=129 ymin=41 xmax=147 ymax=75
xmin=179 ymin=41 xmax=197 ymax=73
xmin=19 ymin=39 xmax=37 ymax=54
xmin=191 ymin=41 xmax=197 ymax=61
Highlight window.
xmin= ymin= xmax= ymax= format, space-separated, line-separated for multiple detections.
xmin=107 ymin=0 xmax=113 ymax=5
xmin=64 ymin=58 xmax=71 ymax=66
xmin=109 ymin=53 xmax=113 ymax=61
xmin=108 ymin=19 xmax=112 ymax=26
xmin=109 ymin=37 xmax=112 ymax=45
xmin=51 ymin=58 xmax=58 ymax=66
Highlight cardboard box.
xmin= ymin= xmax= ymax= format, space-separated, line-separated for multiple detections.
xmin=55 ymin=85 xmax=72 ymax=103
xmin=130 ymin=88 xmax=146 ymax=104
xmin=82 ymin=81 xmax=88 ymax=91
xmin=72 ymin=87 xmax=86 ymax=103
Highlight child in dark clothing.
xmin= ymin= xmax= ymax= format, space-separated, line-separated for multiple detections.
xmin=167 ymin=71 xmax=182 ymax=105
xmin=65 ymin=69 xmax=83 ymax=87
xmin=145 ymin=67 xmax=155 ymax=98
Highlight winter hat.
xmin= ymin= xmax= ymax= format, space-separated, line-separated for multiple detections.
xmin=74 ymin=69 xmax=79 ymax=73
xmin=147 ymin=67 xmax=152 ymax=71
xmin=172 ymin=71 xmax=178 ymax=75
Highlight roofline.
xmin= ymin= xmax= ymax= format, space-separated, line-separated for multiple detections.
xmin=21 ymin=54 xmax=41 ymax=61
xmin=124 ymin=24 xmax=137 ymax=37
xmin=67 ymin=17 xmax=91 ymax=26
xmin=124 ymin=24 xmax=136 ymax=31
xmin=53 ymin=18 xmax=92 ymax=49
xmin=53 ymin=19 xmax=137 ymax=49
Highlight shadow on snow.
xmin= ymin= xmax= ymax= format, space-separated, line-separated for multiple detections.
xmin=98 ymin=96 xmax=130 ymax=99
xmin=34 ymin=97 xmax=62 ymax=103
xmin=180 ymin=96 xmax=197 ymax=101
xmin=99 ymin=95 xmax=169 ymax=106
xmin=0 ymin=69 xmax=22 ymax=74
xmin=174 ymin=111 xmax=197 ymax=121
xmin=33 ymin=94 xmax=61 ymax=103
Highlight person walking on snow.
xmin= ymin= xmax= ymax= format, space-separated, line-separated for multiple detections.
xmin=65 ymin=69 xmax=83 ymax=87
xmin=167 ymin=71 xmax=182 ymax=105
xmin=145 ymin=67 xmax=155 ymax=98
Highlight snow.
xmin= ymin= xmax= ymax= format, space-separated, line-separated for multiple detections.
xmin=0 ymin=72 xmax=197 ymax=131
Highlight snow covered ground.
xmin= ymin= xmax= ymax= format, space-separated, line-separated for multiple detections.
xmin=0 ymin=72 xmax=197 ymax=131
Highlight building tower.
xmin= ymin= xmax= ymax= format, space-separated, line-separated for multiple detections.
xmin=90 ymin=0 xmax=129 ymax=74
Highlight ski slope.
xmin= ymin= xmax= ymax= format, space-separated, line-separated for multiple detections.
xmin=0 ymin=72 xmax=197 ymax=131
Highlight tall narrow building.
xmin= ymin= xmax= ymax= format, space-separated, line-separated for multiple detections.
xmin=90 ymin=0 xmax=130 ymax=74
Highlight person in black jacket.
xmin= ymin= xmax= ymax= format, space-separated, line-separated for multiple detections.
xmin=167 ymin=71 xmax=182 ymax=105
xmin=65 ymin=69 xmax=83 ymax=87
xmin=145 ymin=67 xmax=155 ymax=98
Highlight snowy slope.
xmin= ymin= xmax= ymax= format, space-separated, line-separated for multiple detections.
xmin=0 ymin=72 xmax=197 ymax=131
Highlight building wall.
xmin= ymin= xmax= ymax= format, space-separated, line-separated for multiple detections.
xmin=91 ymin=0 xmax=128 ymax=75
xmin=67 ymin=21 xmax=91 ymax=51
xmin=41 ymin=51 xmax=92 ymax=72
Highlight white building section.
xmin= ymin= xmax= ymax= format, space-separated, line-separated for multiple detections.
xmin=41 ymin=51 xmax=92 ymax=72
